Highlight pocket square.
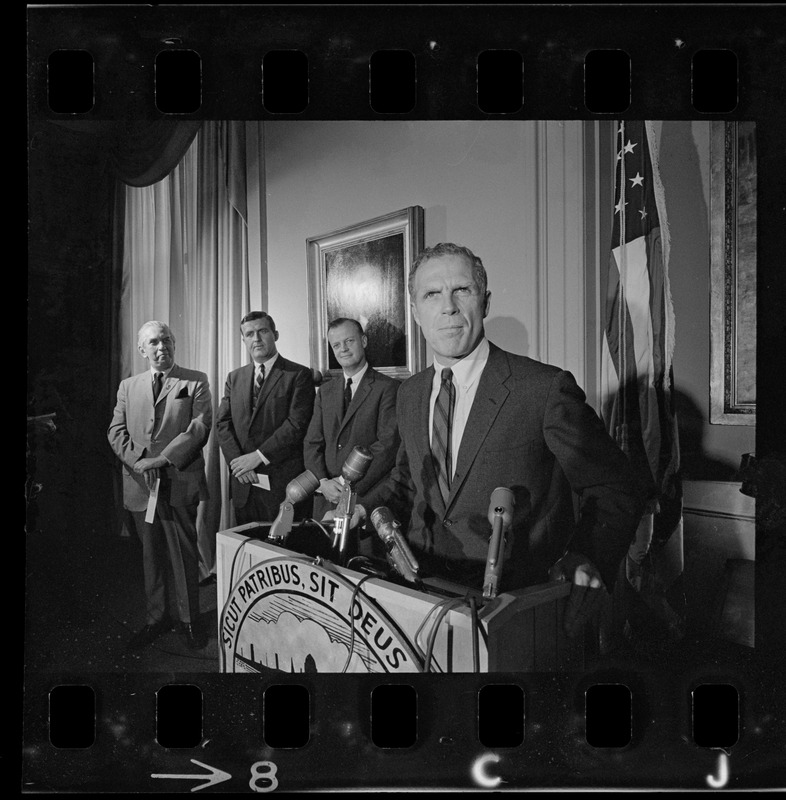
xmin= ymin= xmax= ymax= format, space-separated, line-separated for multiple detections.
xmin=176 ymin=387 xmax=190 ymax=399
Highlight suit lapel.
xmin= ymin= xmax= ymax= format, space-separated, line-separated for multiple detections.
xmin=252 ymin=357 xmax=283 ymax=423
xmin=446 ymin=345 xmax=510 ymax=510
xmin=239 ymin=363 xmax=255 ymax=420
xmin=155 ymin=365 xmax=181 ymax=405
xmin=408 ymin=366 xmax=446 ymax=514
xmin=337 ymin=368 xmax=373 ymax=435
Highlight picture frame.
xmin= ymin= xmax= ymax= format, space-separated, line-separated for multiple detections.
xmin=709 ymin=121 xmax=757 ymax=425
xmin=307 ymin=206 xmax=426 ymax=381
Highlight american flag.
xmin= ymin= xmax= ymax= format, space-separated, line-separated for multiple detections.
xmin=601 ymin=120 xmax=684 ymax=643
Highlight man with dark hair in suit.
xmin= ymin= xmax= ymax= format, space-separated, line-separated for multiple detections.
xmin=216 ymin=311 xmax=316 ymax=525
xmin=358 ymin=243 xmax=644 ymax=631
xmin=304 ymin=317 xmax=400 ymax=522
xmin=108 ymin=321 xmax=212 ymax=650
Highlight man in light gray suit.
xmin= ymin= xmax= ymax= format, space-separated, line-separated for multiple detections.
xmin=359 ymin=243 xmax=644 ymax=632
xmin=108 ymin=321 xmax=212 ymax=650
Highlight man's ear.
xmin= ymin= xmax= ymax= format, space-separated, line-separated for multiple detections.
xmin=483 ymin=291 xmax=492 ymax=318
xmin=274 ymin=330 xmax=280 ymax=341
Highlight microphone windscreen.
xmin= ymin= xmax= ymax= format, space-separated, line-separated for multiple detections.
xmin=341 ymin=446 xmax=373 ymax=484
xmin=487 ymin=486 xmax=515 ymax=527
xmin=286 ymin=470 xmax=320 ymax=503
xmin=370 ymin=506 xmax=395 ymax=533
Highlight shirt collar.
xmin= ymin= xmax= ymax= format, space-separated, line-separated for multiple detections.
xmin=150 ymin=364 xmax=175 ymax=380
xmin=343 ymin=361 xmax=369 ymax=385
xmin=255 ymin=353 xmax=278 ymax=373
xmin=432 ymin=337 xmax=490 ymax=388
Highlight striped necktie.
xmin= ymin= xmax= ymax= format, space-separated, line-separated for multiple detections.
xmin=431 ymin=367 xmax=455 ymax=503
xmin=253 ymin=363 xmax=265 ymax=401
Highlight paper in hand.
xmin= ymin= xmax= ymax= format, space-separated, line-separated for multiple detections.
xmin=252 ymin=473 xmax=271 ymax=491
xmin=145 ymin=477 xmax=160 ymax=523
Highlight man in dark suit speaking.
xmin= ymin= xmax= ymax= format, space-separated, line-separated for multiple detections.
xmin=358 ymin=242 xmax=644 ymax=628
xmin=216 ymin=311 xmax=316 ymax=525
xmin=304 ymin=317 xmax=400 ymax=522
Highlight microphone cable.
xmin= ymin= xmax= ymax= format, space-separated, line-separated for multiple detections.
xmin=304 ymin=517 xmax=333 ymax=540
xmin=218 ymin=535 xmax=254 ymax=672
xmin=339 ymin=573 xmax=375 ymax=673
xmin=469 ymin=594 xmax=480 ymax=673
xmin=422 ymin=597 xmax=467 ymax=674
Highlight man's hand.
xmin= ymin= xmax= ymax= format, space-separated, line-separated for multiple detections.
xmin=230 ymin=452 xmax=263 ymax=479
xmin=319 ymin=478 xmax=343 ymax=504
xmin=133 ymin=456 xmax=170 ymax=491
xmin=236 ymin=472 xmax=259 ymax=485
xmin=321 ymin=504 xmax=366 ymax=529
xmin=548 ymin=552 xmax=605 ymax=638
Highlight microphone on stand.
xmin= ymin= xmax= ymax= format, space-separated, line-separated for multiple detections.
xmin=331 ymin=446 xmax=373 ymax=565
xmin=370 ymin=506 xmax=421 ymax=586
xmin=268 ymin=470 xmax=320 ymax=545
xmin=482 ymin=487 xmax=515 ymax=599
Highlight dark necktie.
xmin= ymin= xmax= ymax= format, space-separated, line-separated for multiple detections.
xmin=343 ymin=377 xmax=353 ymax=417
xmin=431 ymin=367 xmax=455 ymax=503
xmin=153 ymin=371 xmax=163 ymax=402
xmin=253 ymin=363 xmax=266 ymax=401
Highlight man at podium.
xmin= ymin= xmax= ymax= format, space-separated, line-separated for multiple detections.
xmin=354 ymin=242 xmax=644 ymax=632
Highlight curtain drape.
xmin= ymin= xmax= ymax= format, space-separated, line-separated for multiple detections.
xmin=118 ymin=121 xmax=267 ymax=575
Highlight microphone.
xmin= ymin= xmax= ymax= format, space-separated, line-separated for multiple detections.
xmin=370 ymin=506 xmax=420 ymax=585
xmin=331 ymin=446 xmax=373 ymax=564
xmin=341 ymin=445 xmax=374 ymax=484
xmin=268 ymin=469 xmax=320 ymax=544
xmin=482 ymin=487 xmax=515 ymax=599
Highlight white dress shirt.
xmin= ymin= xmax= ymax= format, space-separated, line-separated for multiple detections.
xmin=343 ymin=361 xmax=369 ymax=400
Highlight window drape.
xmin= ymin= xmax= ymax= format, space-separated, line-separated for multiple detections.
xmin=119 ymin=121 xmax=268 ymax=575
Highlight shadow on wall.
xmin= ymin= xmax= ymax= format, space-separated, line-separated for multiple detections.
xmin=675 ymin=389 xmax=739 ymax=481
xmin=485 ymin=316 xmax=530 ymax=357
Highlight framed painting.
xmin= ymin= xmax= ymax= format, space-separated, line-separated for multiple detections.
xmin=307 ymin=206 xmax=426 ymax=381
xmin=709 ymin=121 xmax=756 ymax=425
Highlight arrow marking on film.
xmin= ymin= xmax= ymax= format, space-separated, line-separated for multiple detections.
xmin=152 ymin=759 xmax=232 ymax=792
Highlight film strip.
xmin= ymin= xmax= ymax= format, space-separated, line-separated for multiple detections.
xmin=25 ymin=3 xmax=785 ymax=793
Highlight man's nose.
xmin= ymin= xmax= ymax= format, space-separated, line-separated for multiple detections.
xmin=440 ymin=294 xmax=458 ymax=313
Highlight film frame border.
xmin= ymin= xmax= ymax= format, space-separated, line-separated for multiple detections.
xmin=25 ymin=3 xmax=786 ymax=793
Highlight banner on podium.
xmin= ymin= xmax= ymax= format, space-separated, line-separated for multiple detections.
xmin=220 ymin=555 xmax=422 ymax=673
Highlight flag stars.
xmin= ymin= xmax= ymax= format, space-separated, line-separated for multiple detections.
xmin=630 ymin=172 xmax=644 ymax=187
xmin=615 ymin=199 xmax=628 ymax=214
xmin=623 ymin=140 xmax=637 ymax=155
xmin=639 ymin=209 xmax=648 ymax=219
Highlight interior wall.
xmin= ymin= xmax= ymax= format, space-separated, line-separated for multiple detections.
xmin=652 ymin=121 xmax=756 ymax=480
xmin=263 ymin=119 xmax=755 ymax=482
xmin=263 ymin=121 xmax=541 ymax=369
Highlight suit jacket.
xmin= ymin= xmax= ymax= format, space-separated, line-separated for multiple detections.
xmin=108 ymin=365 xmax=212 ymax=512
xmin=365 ymin=343 xmax=643 ymax=591
xmin=303 ymin=366 xmax=400 ymax=519
xmin=216 ymin=355 xmax=316 ymax=511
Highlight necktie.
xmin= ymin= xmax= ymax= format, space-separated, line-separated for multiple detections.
xmin=153 ymin=371 xmax=163 ymax=402
xmin=431 ymin=367 xmax=455 ymax=503
xmin=253 ymin=363 xmax=266 ymax=401
xmin=343 ymin=377 xmax=353 ymax=416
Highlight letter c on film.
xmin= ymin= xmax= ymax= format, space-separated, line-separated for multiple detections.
xmin=471 ymin=753 xmax=502 ymax=789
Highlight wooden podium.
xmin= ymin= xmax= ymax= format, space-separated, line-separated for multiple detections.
xmin=216 ymin=523 xmax=584 ymax=674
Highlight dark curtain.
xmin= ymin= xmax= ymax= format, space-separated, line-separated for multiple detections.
xmin=110 ymin=120 xmax=202 ymax=187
